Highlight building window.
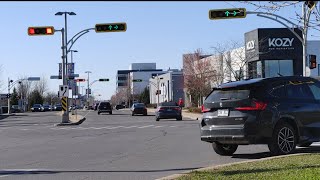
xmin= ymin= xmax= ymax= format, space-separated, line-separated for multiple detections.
xmin=265 ymin=60 xmax=293 ymax=78
xmin=118 ymin=82 xmax=127 ymax=87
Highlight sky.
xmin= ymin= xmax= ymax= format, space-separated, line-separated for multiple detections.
xmin=0 ymin=1 xmax=319 ymax=100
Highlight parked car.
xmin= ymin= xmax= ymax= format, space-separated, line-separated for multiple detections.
xmin=42 ymin=105 xmax=50 ymax=112
xmin=11 ymin=105 xmax=22 ymax=113
xmin=131 ymin=103 xmax=147 ymax=116
xmin=115 ymin=104 xmax=125 ymax=110
xmin=155 ymin=102 xmax=182 ymax=121
xmin=31 ymin=104 xmax=43 ymax=112
xmin=98 ymin=101 xmax=112 ymax=115
xmin=54 ymin=104 xmax=62 ymax=111
xmin=200 ymin=76 xmax=320 ymax=156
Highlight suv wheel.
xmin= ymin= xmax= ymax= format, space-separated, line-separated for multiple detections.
xmin=98 ymin=112 xmax=100 ymax=115
xmin=268 ymin=122 xmax=296 ymax=155
xmin=212 ymin=142 xmax=238 ymax=156
xmin=109 ymin=111 xmax=112 ymax=115
xmin=156 ymin=117 xmax=160 ymax=121
xmin=131 ymin=113 xmax=134 ymax=116
xmin=176 ymin=116 xmax=182 ymax=121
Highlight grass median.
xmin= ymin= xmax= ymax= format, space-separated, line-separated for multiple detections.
xmin=178 ymin=153 xmax=320 ymax=180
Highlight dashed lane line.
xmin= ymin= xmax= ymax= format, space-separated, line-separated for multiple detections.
xmin=137 ymin=125 xmax=154 ymax=129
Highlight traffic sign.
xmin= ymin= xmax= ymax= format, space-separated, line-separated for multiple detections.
xmin=61 ymin=96 xmax=68 ymax=111
xmin=95 ymin=22 xmax=127 ymax=33
xmin=50 ymin=75 xmax=61 ymax=79
xmin=59 ymin=63 xmax=62 ymax=77
xmin=209 ymin=8 xmax=246 ymax=20
xmin=59 ymin=85 xmax=69 ymax=97
xmin=99 ymin=79 xmax=109 ymax=81
xmin=27 ymin=77 xmax=40 ymax=81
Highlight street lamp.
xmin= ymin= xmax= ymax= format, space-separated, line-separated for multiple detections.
xmin=55 ymin=11 xmax=76 ymax=81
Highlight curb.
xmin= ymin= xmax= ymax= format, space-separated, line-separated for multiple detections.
xmin=55 ymin=117 xmax=86 ymax=126
xmin=155 ymin=153 xmax=311 ymax=180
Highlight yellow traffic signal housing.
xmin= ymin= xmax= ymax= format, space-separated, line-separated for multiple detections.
xmin=28 ymin=26 xmax=55 ymax=36
xmin=209 ymin=8 xmax=246 ymax=20
xmin=95 ymin=23 xmax=127 ymax=33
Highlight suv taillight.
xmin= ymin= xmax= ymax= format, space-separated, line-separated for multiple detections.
xmin=201 ymin=104 xmax=210 ymax=113
xmin=235 ymin=101 xmax=267 ymax=111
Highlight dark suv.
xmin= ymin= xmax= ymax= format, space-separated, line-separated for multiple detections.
xmin=200 ymin=76 xmax=320 ymax=156
xmin=98 ymin=102 xmax=112 ymax=115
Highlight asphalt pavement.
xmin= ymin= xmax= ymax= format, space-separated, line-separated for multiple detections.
xmin=0 ymin=110 xmax=317 ymax=180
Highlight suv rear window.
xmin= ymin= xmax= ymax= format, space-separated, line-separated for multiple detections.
xmin=99 ymin=102 xmax=111 ymax=106
xmin=205 ymin=89 xmax=250 ymax=102
xmin=160 ymin=102 xmax=178 ymax=106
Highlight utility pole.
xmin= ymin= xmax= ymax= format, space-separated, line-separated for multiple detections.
xmin=7 ymin=78 xmax=11 ymax=114
xmin=85 ymin=71 xmax=92 ymax=107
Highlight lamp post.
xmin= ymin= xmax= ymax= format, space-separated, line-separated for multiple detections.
xmin=85 ymin=71 xmax=92 ymax=107
xmin=55 ymin=11 xmax=76 ymax=78
xmin=7 ymin=77 xmax=40 ymax=114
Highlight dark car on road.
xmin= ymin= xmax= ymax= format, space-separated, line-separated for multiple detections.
xmin=54 ymin=104 xmax=62 ymax=111
xmin=98 ymin=102 xmax=112 ymax=115
xmin=115 ymin=104 xmax=125 ymax=110
xmin=131 ymin=103 xmax=147 ymax=116
xmin=155 ymin=102 xmax=182 ymax=121
xmin=31 ymin=104 xmax=42 ymax=112
xmin=42 ymin=105 xmax=50 ymax=112
xmin=200 ymin=76 xmax=320 ymax=156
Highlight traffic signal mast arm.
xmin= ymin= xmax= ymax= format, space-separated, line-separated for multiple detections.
xmin=67 ymin=28 xmax=95 ymax=52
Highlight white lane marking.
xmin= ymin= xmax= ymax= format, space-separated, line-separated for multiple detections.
xmin=21 ymin=129 xmax=31 ymax=131
xmin=153 ymin=126 xmax=164 ymax=128
xmin=105 ymin=126 xmax=124 ymax=129
xmin=123 ymin=126 xmax=138 ymax=129
xmin=169 ymin=126 xmax=177 ymax=128
xmin=33 ymin=124 xmax=39 ymax=126
xmin=137 ymin=125 xmax=154 ymax=129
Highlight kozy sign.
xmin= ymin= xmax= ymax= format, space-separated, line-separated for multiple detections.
xmin=268 ymin=38 xmax=294 ymax=50
xmin=246 ymin=40 xmax=255 ymax=51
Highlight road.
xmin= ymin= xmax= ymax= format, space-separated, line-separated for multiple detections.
xmin=0 ymin=109 xmax=318 ymax=180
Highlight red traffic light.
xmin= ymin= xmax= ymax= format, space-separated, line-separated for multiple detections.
xmin=75 ymin=79 xmax=86 ymax=82
xmin=28 ymin=26 xmax=55 ymax=36
xmin=309 ymin=55 xmax=317 ymax=69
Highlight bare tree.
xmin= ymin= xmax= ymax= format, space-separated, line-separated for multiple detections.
xmin=183 ymin=49 xmax=218 ymax=107
xmin=211 ymin=38 xmax=270 ymax=83
xmin=44 ymin=91 xmax=59 ymax=106
xmin=34 ymin=76 xmax=48 ymax=96
xmin=240 ymin=1 xmax=320 ymax=34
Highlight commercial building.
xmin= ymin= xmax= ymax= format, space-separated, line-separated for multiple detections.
xmin=149 ymin=70 xmax=184 ymax=105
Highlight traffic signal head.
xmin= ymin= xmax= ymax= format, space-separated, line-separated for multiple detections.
xmin=99 ymin=79 xmax=109 ymax=81
xmin=133 ymin=79 xmax=143 ymax=82
xmin=95 ymin=23 xmax=127 ymax=33
xmin=28 ymin=26 xmax=55 ymax=36
xmin=75 ymin=79 xmax=86 ymax=82
xmin=309 ymin=55 xmax=317 ymax=69
xmin=209 ymin=8 xmax=246 ymax=20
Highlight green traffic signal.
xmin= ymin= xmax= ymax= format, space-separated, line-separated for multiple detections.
xmin=95 ymin=22 xmax=127 ymax=33
xmin=209 ymin=8 xmax=246 ymax=20
xmin=99 ymin=79 xmax=109 ymax=81
xmin=133 ymin=79 xmax=143 ymax=82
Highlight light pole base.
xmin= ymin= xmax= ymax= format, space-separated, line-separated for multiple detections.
xmin=61 ymin=113 xmax=70 ymax=123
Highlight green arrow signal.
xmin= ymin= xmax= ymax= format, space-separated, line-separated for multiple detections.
xmin=108 ymin=25 xmax=112 ymax=30
xmin=225 ymin=11 xmax=230 ymax=16
xmin=233 ymin=11 xmax=237 ymax=16
xmin=114 ymin=25 xmax=118 ymax=30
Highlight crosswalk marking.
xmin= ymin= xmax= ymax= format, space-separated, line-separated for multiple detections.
xmin=153 ymin=126 xmax=164 ymax=128
xmin=123 ymin=126 xmax=138 ymax=129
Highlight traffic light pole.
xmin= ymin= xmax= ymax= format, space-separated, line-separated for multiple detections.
xmin=57 ymin=28 xmax=69 ymax=123
xmin=7 ymin=78 xmax=11 ymax=115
